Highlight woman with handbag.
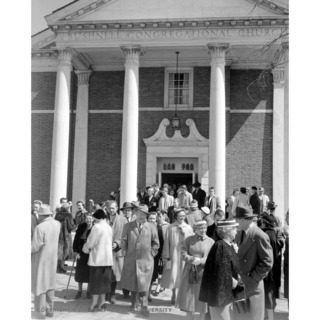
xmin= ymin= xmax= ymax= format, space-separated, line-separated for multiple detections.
xmin=199 ymin=219 xmax=241 ymax=320
xmin=176 ymin=220 xmax=214 ymax=320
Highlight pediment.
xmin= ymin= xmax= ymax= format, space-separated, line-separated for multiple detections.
xmin=45 ymin=0 xmax=288 ymax=26
xmin=32 ymin=28 xmax=56 ymax=50
xmin=144 ymin=118 xmax=208 ymax=147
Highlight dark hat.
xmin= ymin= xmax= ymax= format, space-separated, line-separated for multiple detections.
xmin=217 ymin=218 xmax=239 ymax=228
xmin=193 ymin=181 xmax=201 ymax=188
xmin=251 ymin=186 xmax=257 ymax=191
xmin=261 ymin=213 xmax=277 ymax=227
xmin=92 ymin=209 xmax=106 ymax=220
xmin=120 ymin=201 xmax=134 ymax=211
xmin=61 ymin=203 xmax=71 ymax=213
xmin=267 ymin=201 xmax=277 ymax=210
xmin=240 ymin=187 xmax=247 ymax=194
xmin=235 ymin=207 xmax=257 ymax=219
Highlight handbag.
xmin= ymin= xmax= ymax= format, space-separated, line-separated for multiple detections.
xmin=189 ymin=264 xmax=199 ymax=284
xmin=233 ymin=283 xmax=250 ymax=314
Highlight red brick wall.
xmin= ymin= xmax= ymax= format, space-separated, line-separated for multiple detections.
xmin=86 ymin=113 xmax=123 ymax=204
xmin=32 ymin=68 xmax=273 ymax=205
xmin=32 ymin=72 xmax=56 ymax=110
xmin=31 ymin=113 xmax=54 ymax=203
xmin=89 ymin=71 xmax=124 ymax=110
xmin=227 ymin=69 xmax=273 ymax=198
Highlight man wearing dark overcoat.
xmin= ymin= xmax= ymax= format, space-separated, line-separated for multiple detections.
xmin=249 ymin=186 xmax=261 ymax=218
xmin=234 ymin=207 xmax=273 ymax=320
xmin=32 ymin=204 xmax=60 ymax=319
xmin=120 ymin=204 xmax=159 ymax=317
xmin=192 ymin=181 xmax=206 ymax=209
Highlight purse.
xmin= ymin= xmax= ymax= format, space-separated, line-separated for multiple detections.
xmin=189 ymin=264 xmax=199 ymax=284
xmin=233 ymin=283 xmax=250 ymax=314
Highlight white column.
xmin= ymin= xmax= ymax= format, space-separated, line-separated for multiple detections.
xmin=71 ymin=70 xmax=92 ymax=218
xmin=50 ymin=49 xmax=73 ymax=210
xmin=207 ymin=43 xmax=229 ymax=205
xmin=283 ymin=43 xmax=289 ymax=220
xmin=272 ymin=67 xmax=285 ymax=225
xmin=120 ymin=46 xmax=144 ymax=204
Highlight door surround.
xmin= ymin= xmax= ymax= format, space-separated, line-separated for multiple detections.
xmin=143 ymin=118 xmax=209 ymax=192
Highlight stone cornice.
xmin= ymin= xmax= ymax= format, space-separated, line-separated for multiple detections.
xmin=49 ymin=16 xmax=289 ymax=32
xmin=45 ymin=0 xmax=288 ymax=28
xmin=247 ymin=0 xmax=288 ymax=15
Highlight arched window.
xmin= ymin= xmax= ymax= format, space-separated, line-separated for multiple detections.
xmin=190 ymin=164 xmax=194 ymax=170
xmin=168 ymin=163 xmax=171 ymax=170
xmin=172 ymin=163 xmax=175 ymax=170
xmin=186 ymin=164 xmax=190 ymax=170
xmin=163 ymin=163 xmax=167 ymax=170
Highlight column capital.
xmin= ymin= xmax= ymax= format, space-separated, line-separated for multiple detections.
xmin=57 ymin=48 xmax=74 ymax=67
xmin=120 ymin=45 xmax=144 ymax=67
xmin=272 ymin=67 xmax=285 ymax=84
xmin=207 ymin=43 xmax=229 ymax=64
xmin=75 ymin=70 xmax=92 ymax=85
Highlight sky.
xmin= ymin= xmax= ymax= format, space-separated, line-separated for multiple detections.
xmin=32 ymin=0 xmax=74 ymax=35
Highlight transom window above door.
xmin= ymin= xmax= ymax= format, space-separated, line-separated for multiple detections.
xmin=164 ymin=68 xmax=194 ymax=109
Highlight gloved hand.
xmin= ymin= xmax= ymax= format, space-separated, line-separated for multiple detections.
xmin=192 ymin=257 xmax=201 ymax=266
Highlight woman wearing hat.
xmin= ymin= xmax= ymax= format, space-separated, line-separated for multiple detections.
xmin=176 ymin=220 xmax=214 ymax=320
xmin=199 ymin=219 xmax=240 ymax=320
xmin=161 ymin=209 xmax=194 ymax=304
xmin=73 ymin=215 xmax=93 ymax=300
xmin=55 ymin=203 xmax=76 ymax=273
xmin=83 ymin=209 xmax=113 ymax=312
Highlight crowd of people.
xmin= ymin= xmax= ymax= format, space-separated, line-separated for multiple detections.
xmin=31 ymin=181 xmax=289 ymax=320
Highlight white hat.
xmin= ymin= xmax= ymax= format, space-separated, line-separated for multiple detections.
xmin=201 ymin=207 xmax=210 ymax=215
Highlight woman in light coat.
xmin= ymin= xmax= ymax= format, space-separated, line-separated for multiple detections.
xmin=176 ymin=220 xmax=214 ymax=320
xmin=83 ymin=209 xmax=113 ymax=312
xmin=161 ymin=209 xmax=194 ymax=304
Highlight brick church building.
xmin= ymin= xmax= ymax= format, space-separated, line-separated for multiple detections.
xmin=31 ymin=0 xmax=289 ymax=223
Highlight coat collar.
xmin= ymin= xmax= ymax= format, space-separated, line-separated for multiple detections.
xmin=237 ymin=226 xmax=256 ymax=260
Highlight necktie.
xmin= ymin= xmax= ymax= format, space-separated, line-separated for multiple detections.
xmin=239 ymin=230 xmax=245 ymax=245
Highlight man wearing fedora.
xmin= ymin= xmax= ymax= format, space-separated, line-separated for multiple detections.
xmin=192 ymin=181 xmax=206 ymax=209
xmin=121 ymin=201 xmax=136 ymax=222
xmin=234 ymin=207 xmax=273 ymax=320
xmin=249 ymin=186 xmax=261 ymax=218
xmin=120 ymin=204 xmax=159 ymax=316
xmin=32 ymin=204 xmax=61 ymax=319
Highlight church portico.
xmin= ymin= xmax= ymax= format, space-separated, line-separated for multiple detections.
xmin=32 ymin=0 xmax=288 ymax=223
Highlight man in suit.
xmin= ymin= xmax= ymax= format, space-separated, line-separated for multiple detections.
xmin=137 ymin=187 xmax=147 ymax=204
xmin=249 ymin=186 xmax=261 ymax=218
xmin=177 ymin=185 xmax=193 ymax=209
xmin=167 ymin=198 xmax=180 ymax=223
xmin=120 ymin=204 xmax=159 ymax=316
xmin=234 ymin=207 xmax=273 ymax=320
xmin=107 ymin=200 xmax=128 ymax=303
xmin=205 ymin=187 xmax=221 ymax=214
xmin=192 ymin=181 xmax=206 ymax=209
xmin=144 ymin=187 xmax=159 ymax=211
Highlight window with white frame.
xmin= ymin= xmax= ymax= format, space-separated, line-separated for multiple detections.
xmin=164 ymin=68 xmax=193 ymax=108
